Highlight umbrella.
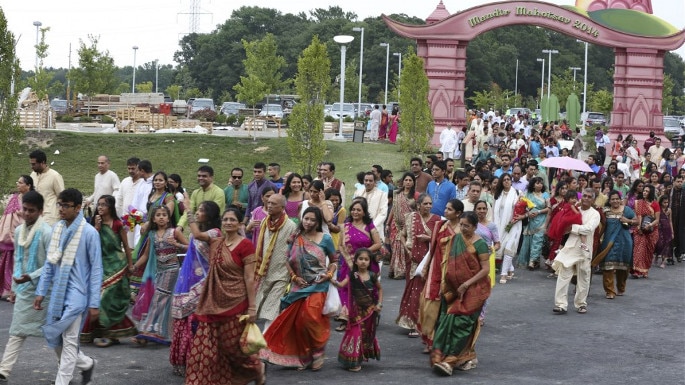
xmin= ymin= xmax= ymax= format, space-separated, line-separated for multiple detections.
xmin=540 ymin=156 xmax=593 ymax=172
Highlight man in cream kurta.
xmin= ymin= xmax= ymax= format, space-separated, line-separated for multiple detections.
xmin=552 ymin=188 xmax=600 ymax=314
xmin=254 ymin=194 xmax=297 ymax=332
xmin=29 ymin=150 xmax=65 ymax=225
xmin=353 ymin=172 xmax=388 ymax=242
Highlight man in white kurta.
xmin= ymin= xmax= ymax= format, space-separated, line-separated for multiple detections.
xmin=254 ymin=194 xmax=297 ymax=332
xmin=29 ymin=150 xmax=65 ymax=225
xmin=353 ymin=172 xmax=388 ymax=241
xmin=552 ymin=188 xmax=600 ymax=314
xmin=439 ymin=125 xmax=458 ymax=159
xmin=84 ymin=155 xmax=120 ymax=211
xmin=369 ymin=105 xmax=382 ymax=142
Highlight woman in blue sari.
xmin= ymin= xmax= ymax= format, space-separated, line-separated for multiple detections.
xmin=596 ymin=191 xmax=636 ymax=298
xmin=169 ymin=201 xmax=221 ymax=376
xmin=518 ymin=177 xmax=551 ymax=270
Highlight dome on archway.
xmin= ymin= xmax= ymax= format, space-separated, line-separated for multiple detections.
xmin=426 ymin=1 xmax=451 ymax=24
xmin=575 ymin=0 xmax=653 ymax=14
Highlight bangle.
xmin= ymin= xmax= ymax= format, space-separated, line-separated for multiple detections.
xmin=290 ymin=273 xmax=297 ymax=281
xmin=326 ymin=272 xmax=333 ymax=279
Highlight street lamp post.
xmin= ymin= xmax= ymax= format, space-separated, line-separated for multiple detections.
xmin=379 ymin=42 xmax=389 ymax=105
xmin=334 ymin=35 xmax=354 ymax=140
xmin=569 ymin=66 xmax=581 ymax=90
xmin=352 ymin=27 xmax=364 ymax=119
xmin=393 ymin=52 xmax=402 ymax=101
xmin=514 ymin=59 xmax=519 ymax=98
xmin=541 ymin=49 xmax=559 ymax=100
xmin=577 ymin=40 xmax=589 ymax=114
xmin=132 ymin=46 xmax=139 ymax=93
xmin=155 ymin=59 xmax=159 ymax=93
xmin=536 ymin=58 xmax=545 ymax=107
xmin=32 ymin=21 xmax=41 ymax=75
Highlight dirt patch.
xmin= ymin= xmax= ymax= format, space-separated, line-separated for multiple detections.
xmin=253 ymin=146 xmax=270 ymax=153
xmin=22 ymin=131 xmax=55 ymax=149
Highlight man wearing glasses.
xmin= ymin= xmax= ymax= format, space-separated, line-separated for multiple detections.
xmin=224 ymin=168 xmax=249 ymax=216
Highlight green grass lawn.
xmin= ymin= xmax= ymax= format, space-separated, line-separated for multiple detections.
xmin=7 ymin=131 xmax=409 ymax=206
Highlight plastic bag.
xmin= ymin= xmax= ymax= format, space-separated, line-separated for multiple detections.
xmin=414 ymin=250 xmax=431 ymax=278
xmin=322 ymin=282 xmax=341 ymax=317
xmin=239 ymin=315 xmax=267 ymax=355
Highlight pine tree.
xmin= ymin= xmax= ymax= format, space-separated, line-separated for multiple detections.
xmin=0 ymin=8 xmax=24 ymax=192
xmin=397 ymin=49 xmax=433 ymax=160
xmin=287 ymin=36 xmax=330 ymax=175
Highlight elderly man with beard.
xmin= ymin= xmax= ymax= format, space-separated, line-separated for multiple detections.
xmin=253 ymin=194 xmax=298 ymax=332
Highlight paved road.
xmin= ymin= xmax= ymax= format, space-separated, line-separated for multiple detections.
xmin=0 ymin=260 xmax=683 ymax=385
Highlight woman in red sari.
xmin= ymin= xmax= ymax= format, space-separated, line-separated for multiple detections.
xmin=387 ymin=173 xmax=417 ymax=280
xmin=631 ymin=185 xmax=660 ymax=278
xmin=418 ymin=199 xmax=464 ymax=353
xmin=185 ymin=208 xmax=264 ymax=385
xmin=545 ymin=181 xmax=568 ymax=267
xmin=397 ymin=194 xmax=440 ymax=337
xmin=388 ymin=105 xmax=400 ymax=144
xmin=260 ymin=207 xmax=338 ymax=371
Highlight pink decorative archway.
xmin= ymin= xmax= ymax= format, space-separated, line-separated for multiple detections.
xmin=383 ymin=0 xmax=685 ymax=144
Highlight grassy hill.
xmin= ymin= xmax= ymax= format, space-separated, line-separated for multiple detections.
xmin=7 ymin=131 xmax=409 ymax=206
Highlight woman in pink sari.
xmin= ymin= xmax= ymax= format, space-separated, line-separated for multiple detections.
xmin=0 ymin=175 xmax=32 ymax=300
xmin=335 ymin=199 xmax=382 ymax=332
xmin=388 ymin=106 xmax=400 ymax=144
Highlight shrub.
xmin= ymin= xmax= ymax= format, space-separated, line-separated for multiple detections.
xmin=324 ymin=115 xmax=335 ymax=122
xmin=191 ymin=109 xmax=217 ymax=122
xmin=281 ymin=116 xmax=289 ymax=126
xmin=215 ymin=114 xmax=227 ymax=124
xmin=237 ymin=116 xmax=246 ymax=126
xmin=226 ymin=115 xmax=237 ymax=126
xmin=101 ymin=115 xmax=115 ymax=124
xmin=343 ymin=116 xmax=354 ymax=123
xmin=60 ymin=115 xmax=74 ymax=122
xmin=80 ymin=115 xmax=93 ymax=123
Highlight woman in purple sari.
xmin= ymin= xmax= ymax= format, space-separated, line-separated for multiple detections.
xmin=169 ymin=201 xmax=222 ymax=377
xmin=334 ymin=198 xmax=381 ymax=332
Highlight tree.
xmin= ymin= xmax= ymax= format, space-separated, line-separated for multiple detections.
xmin=136 ymin=81 xmax=153 ymax=93
xmin=242 ymin=33 xmax=288 ymax=97
xmin=397 ymin=50 xmax=433 ymax=160
xmin=468 ymin=90 xmax=495 ymax=110
xmin=27 ymin=26 xmax=53 ymax=100
xmin=0 ymin=9 xmax=24 ymax=192
xmin=233 ymin=74 xmax=268 ymax=138
xmin=165 ymin=84 xmax=182 ymax=101
xmin=662 ymin=74 xmax=675 ymax=115
xmin=68 ymin=35 xmax=118 ymax=114
xmin=588 ymin=89 xmax=613 ymax=119
xmin=287 ymin=36 xmax=330 ymax=175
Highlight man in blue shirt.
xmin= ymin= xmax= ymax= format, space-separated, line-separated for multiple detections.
xmin=494 ymin=154 xmax=513 ymax=178
xmin=587 ymin=154 xmax=601 ymax=174
xmin=427 ymin=161 xmax=457 ymax=216
xmin=35 ymin=188 xmax=102 ymax=385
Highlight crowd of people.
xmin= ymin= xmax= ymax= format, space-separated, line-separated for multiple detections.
xmin=0 ymin=108 xmax=683 ymax=383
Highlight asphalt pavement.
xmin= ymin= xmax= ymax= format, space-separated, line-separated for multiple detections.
xmin=0 ymin=260 xmax=683 ymax=385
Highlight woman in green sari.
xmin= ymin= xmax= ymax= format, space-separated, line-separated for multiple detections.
xmin=81 ymin=195 xmax=137 ymax=346
xmin=431 ymin=211 xmax=491 ymax=377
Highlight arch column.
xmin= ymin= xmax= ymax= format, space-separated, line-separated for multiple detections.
xmin=418 ymin=39 xmax=468 ymax=144
xmin=610 ymin=47 xmax=665 ymax=143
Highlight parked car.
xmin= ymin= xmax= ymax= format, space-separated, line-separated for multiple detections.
xmin=50 ymin=99 xmax=68 ymax=114
xmin=664 ymin=116 xmax=683 ymax=135
xmin=506 ymin=107 xmax=532 ymax=117
xmin=259 ymin=104 xmax=283 ymax=119
xmin=357 ymin=103 xmax=374 ymax=118
xmin=220 ymin=102 xmax=246 ymax=116
xmin=190 ymin=98 xmax=215 ymax=114
xmin=328 ymin=103 xmax=357 ymax=120
xmin=581 ymin=111 xmax=607 ymax=126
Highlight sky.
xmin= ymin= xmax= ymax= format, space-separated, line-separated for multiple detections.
xmin=3 ymin=0 xmax=685 ymax=71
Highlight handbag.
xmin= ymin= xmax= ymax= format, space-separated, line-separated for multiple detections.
xmin=322 ymin=282 xmax=341 ymax=317
xmin=238 ymin=315 xmax=267 ymax=355
xmin=414 ymin=250 xmax=431 ymax=278
xmin=640 ymin=215 xmax=654 ymax=233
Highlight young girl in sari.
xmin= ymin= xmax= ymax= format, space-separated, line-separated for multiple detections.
xmin=131 ymin=205 xmax=188 ymax=345
xmin=337 ymin=248 xmax=382 ymax=372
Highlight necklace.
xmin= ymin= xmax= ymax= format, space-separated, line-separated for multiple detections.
xmin=224 ymin=234 xmax=240 ymax=247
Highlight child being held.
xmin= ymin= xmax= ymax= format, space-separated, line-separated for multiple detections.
xmin=547 ymin=190 xmax=589 ymax=254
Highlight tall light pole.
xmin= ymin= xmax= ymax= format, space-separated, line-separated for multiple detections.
xmin=542 ymin=50 xmax=559 ymax=100
xmin=352 ymin=27 xmax=364 ymax=119
xmin=569 ymin=66 xmax=581 ymax=90
xmin=577 ymin=39 xmax=589 ymax=114
xmin=514 ymin=59 xmax=519 ymax=99
xmin=155 ymin=59 xmax=159 ymax=93
xmin=334 ymin=35 xmax=354 ymax=140
xmin=379 ymin=42 xmax=389 ymax=105
xmin=536 ymin=58 xmax=545 ymax=107
xmin=32 ymin=21 xmax=41 ymax=75
xmin=131 ymin=46 xmax=139 ymax=93
xmin=393 ymin=52 xmax=402 ymax=101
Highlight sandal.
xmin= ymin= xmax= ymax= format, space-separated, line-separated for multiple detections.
xmin=93 ymin=338 xmax=119 ymax=347
xmin=408 ymin=330 xmax=420 ymax=338
xmin=311 ymin=357 xmax=324 ymax=371
xmin=605 ymin=293 xmax=615 ymax=300
xmin=577 ymin=306 xmax=587 ymax=314
xmin=552 ymin=307 xmax=567 ymax=315
xmin=433 ymin=361 xmax=453 ymax=376
xmin=335 ymin=323 xmax=346 ymax=332
xmin=347 ymin=366 xmax=361 ymax=372
xmin=499 ymin=277 xmax=507 ymax=284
